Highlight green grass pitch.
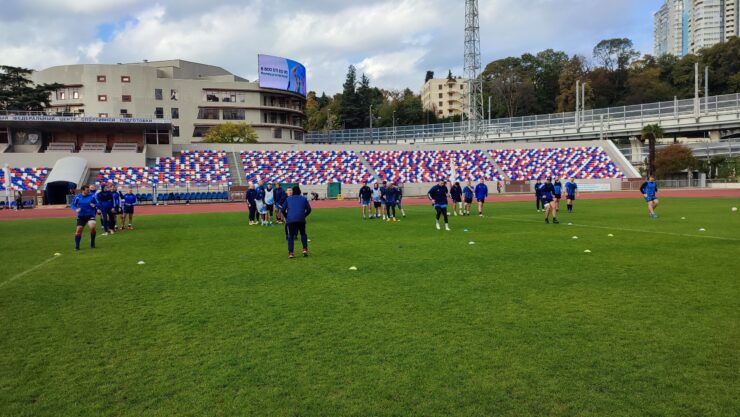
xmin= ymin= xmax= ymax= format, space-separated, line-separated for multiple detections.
xmin=1 ymin=198 xmax=738 ymax=417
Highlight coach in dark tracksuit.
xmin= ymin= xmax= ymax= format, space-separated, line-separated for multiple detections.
xmin=283 ymin=186 xmax=312 ymax=258
xmin=246 ymin=184 xmax=258 ymax=225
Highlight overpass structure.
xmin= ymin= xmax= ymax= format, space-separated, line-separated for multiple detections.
xmin=305 ymin=94 xmax=740 ymax=145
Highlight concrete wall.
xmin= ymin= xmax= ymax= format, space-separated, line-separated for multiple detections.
xmin=0 ymin=152 xmax=145 ymax=168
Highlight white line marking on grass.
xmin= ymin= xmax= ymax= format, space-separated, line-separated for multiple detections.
xmin=491 ymin=216 xmax=740 ymax=242
xmin=0 ymin=255 xmax=60 ymax=289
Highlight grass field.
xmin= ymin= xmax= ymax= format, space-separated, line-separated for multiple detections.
xmin=1 ymin=197 xmax=739 ymax=417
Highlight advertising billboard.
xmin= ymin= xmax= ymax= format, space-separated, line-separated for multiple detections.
xmin=258 ymin=54 xmax=307 ymax=96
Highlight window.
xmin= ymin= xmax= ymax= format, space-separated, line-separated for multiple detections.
xmin=98 ymin=95 xmax=107 ymax=102
xmin=57 ymin=90 xmax=66 ymax=100
xmin=122 ymin=95 xmax=132 ymax=102
xmin=170 ymin=89 xmax=178 ymax=101
xmin=171 ymin=108 xmax=179 ymax=119
xmin=438 ymin=93 xmax=443 ymax=98
xmin=192 ymin=126 xmax=211 ymax=137
xmin=173 ymin=126 xmax=180 ymax=137
xmin=72 ymin=90 xmax=79 ymax=99
xmin=460 ymin=85 xmax=464 ymax=90
xmin=154 ymin=89 xmax=163 ymax=100
xmin=223 ymin=109 xmax=245 ymax=120
xmin=273 ymin=127 xmax=282 ymax=139
xmin=203 ymin=89 xmax=246 ymax=103
xmin=197 ymin=108 xmax=220 ymax=120
xmin=99 ymin=113 xmax=108 ymax=118
xmin=121 ymin=76 xmax=131 ymax=83
xmin=154 ymin=107 xmax=164 ymax=119
xmin=120 ymin=109 xmax=130 ymax=117
xmin=97 ymin=75 xmax=106 ymax=82
xmin=438 ymin=85 xmax=443 ymax=90
xmin=438 ymin=101 xmax=443 ymax=107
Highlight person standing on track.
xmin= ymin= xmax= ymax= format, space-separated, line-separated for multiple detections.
xmin=640 ymin=176 xmax=660 ymax=218
xmin=71 ymin=185 xmax=98 ymax=251
xmin=450 ymin=181 xmax=463 ymax=216
xmin=565 ymin=177 xmax=579 ymax=213
xmin=283 ymin=186 xmax=312 ymax=258
xmin=428 ymin=179 xmax=451 ymax=231
xmin=359 ymin=181 xmax=373 ymax=219
xmin=462 ymin=180 xmax=474 ymax=216
xmin=534 ymin=178 xmax=543 ymax=212
xmin=475 ymin=179 xmax=489 ymax=217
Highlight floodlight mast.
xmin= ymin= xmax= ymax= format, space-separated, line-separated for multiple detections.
xmin=464 ymin=0 xmax=484 ymax=142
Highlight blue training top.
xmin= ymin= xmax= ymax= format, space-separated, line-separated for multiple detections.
xmin=463 ymin=185 xmax=474 ymax=199
xmin=565 ymin=181 xmax=577 ymax=196
xmin=283 ymin=195 xmax=312 ymax=223
xmin=640 ymin=181 xmax=658 ymax=198
xmin=428 ymin=185 xmax=449 ymax=206
xmin=123 ymin=193 xmax=137 ymax=207
xmin=475 ymin=183 xmax=488 ymax=200
xmin=71 ymin=193 xmax=98 ymax=217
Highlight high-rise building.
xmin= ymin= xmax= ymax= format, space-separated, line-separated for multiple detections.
xmin=654 ymin=0 xmax=736 ymax=56
xmin=421 ymin=76 xmax=469 ymax=119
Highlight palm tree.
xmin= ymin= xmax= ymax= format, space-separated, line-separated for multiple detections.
xmin=641 ymin=124 xmax=664 ymax=177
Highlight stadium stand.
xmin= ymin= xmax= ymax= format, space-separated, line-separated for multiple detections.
xmin=490 ymin=147 xmax=624 ymax=180
xmin=46 ymin=143 xmax=76 ymax=152
xmin=97 ymin=150 xmax=232 ymax=186
xmin=241 ymin=150 xmax=372 ymax=184
xmin=111 ymin=143 xmax=139 ymax=153
xmin=363 ymin=150 xmax=502 ymax=183
xmin=0 ymin=167 xmax=50 ymax=191
xmin=80 ymin=142 xmax=107 ymax=152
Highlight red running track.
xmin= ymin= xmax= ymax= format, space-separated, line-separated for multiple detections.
xmin=1 ymin=189 xmax=738 ymax=221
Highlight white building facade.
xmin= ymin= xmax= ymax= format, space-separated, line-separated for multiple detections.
xmin=654 ymin=0 xmax=736 ymax=56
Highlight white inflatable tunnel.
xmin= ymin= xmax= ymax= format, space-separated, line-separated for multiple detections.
xmin=45 ymin=156 xmax=89 ymax=204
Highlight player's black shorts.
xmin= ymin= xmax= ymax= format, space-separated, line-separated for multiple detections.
xmin=554 ymin=194 xmax=562 ymax=200
xmin=123 ymin=206 xmax=135 ymax=214
xmin=567 ymin=194 xmax=575 ymax=201
xmin=452 ymin=197 xmax=462 ymax=203
xmin=76 ymin=216 xmax=94 ymax=226
xmin=541 ymin=198 xmax=553 ymax=206
xmin=464 ymin=197 xmax=473 ymax=204
xmin=266 ymin=204 xmax=274 ymax=213
xmin=373 ymin=201 xmax=381 ymax=208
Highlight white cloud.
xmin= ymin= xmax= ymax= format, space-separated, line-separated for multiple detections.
xmin=0 ymin=0 xmax=657 ymax=94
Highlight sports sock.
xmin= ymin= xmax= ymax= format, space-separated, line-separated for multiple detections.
xmin=75 ymin=233 xmax=81 ymax=249
xmin=90 ymin=230 xmax=96 ymax=247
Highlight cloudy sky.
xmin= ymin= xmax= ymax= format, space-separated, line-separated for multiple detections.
xmin=1 ymin=0 xmax=663 ymax=94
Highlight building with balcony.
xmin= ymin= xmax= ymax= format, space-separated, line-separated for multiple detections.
xmin=654 ymin=0 xmax=738 ymax=56
xmin=420 ymin=76 xmax=469 ymax=119
xmin=31 ymin=59 xmax=307 ymax=144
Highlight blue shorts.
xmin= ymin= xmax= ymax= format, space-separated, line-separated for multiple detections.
xmin=434 ymin=204 xmax=447 ymax=210
xmin=477 ymin=197 xmax=485 ymax=203
xmin=123 ymin=206 xmax=134 ymax=214
xmin=361 ymin=199 xmax=371 ymax=206
xmin=645 ymin=196 xmax=657 ymax=203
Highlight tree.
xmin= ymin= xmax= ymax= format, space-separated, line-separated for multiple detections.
xmin=593 ymin=38 xmax=639 ymax=71
xmin=655 ymin=144 xmax=698 ymax=179
xmin=0 ymin=65 xmax=63 ymax=111
xmin=339 ymin=65 xmax=361 ymax=129
xmin=641 ymin=124 xmax=664 ymax=177
xmin=202 ymin=122 xmax=258 ymax=143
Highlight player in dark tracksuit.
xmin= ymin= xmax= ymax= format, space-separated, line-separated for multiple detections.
xmin=95 ymin=185 xmax=115 ymax=234
xmin=359 ymin=182 xmax=373 ymax=219
xmin=428 ymin=180 xmax=451 ymax=231
xmin=384 ymin=182 xmax=399 ymax=221
xmin=450 ymin=182 xmax=463 ymax=216
xmin=396 ymin=184 xmax=406 ymax=217
xmin=246 ymin=184 xmax=258 ymax=225
xmin=540 ymin=177 xmax=559 ymax=224
xmin=274 ymin=184 xmax=287 ymax=224
xmin=283 ymin=186 xmax=312 ymax=258
xmin=379 ymin=181 xmax=388 ymax=220
xmin=534 ymin=179 xmax=543 ymax=212
xmin=71 ymin=185 xmax=98 ymax=250
xmin=110 ymin=185 xmax=121 ymax=231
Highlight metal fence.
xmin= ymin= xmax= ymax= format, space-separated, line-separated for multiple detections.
xmin=618 ymin=138 xmax=740 ymax=161
xmin=305 ymin=93 xmax=740 ymax=144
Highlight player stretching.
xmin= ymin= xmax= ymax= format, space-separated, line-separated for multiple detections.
xmin=475 ymin=179 xmax=488 ymax=217
xmin=385 ymin=182 xmax=399 ymax=221
xmin=359 ymin=181 xmax=373 ymax=219
xmin=640 ymin=176 xmax=660 ymax=218
xmin=540 ymin=177 xmax=559 ymax=224
xmin=71 ymin=185 xmax=98 ymax=251
xmin=565 ymin=177 xmax=578 ymax=213
xmin=462 ymin=180 xmax=474 ymax=215
xmin=428 ymin=180 xmax=451 ymax=231
xmin=122 ymin=189 xmax=137 ymax=229
xmin=450 ymin=181 xmax=463 ymax=216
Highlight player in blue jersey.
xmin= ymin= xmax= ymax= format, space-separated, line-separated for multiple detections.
xmin=246 ymin=183 xmax=258 ymax=225
xmin=565 ymin=177 xmax=578 ymax=213
xmin=122 ymin=188 xmax=138 ymax=230
xmin=551 ymin=176 xmax=563 ymax=216
xmin=358 ymin=181 xmax=373 ymax=219
xmin=396 ymin=183 xmax=406 ymax=217
xmin=540 ymin=177 xmax=559 ymax=224
xmin=640 ymin=176 xmax=660 ymax=218
xmin=475 ymin=179 xmax=488 ymax=217
xmin=71 ymin=185 xmax=98 ymax=250
xmin=110 ymin=184 xmax=121 ymax=231
xmin=462 ymin=180 xmax=474 ymax=216
xmin=428 ymin=180 xmax=451 ymax=231
xmin=95 ymin=184 xmax=115 ymax=234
